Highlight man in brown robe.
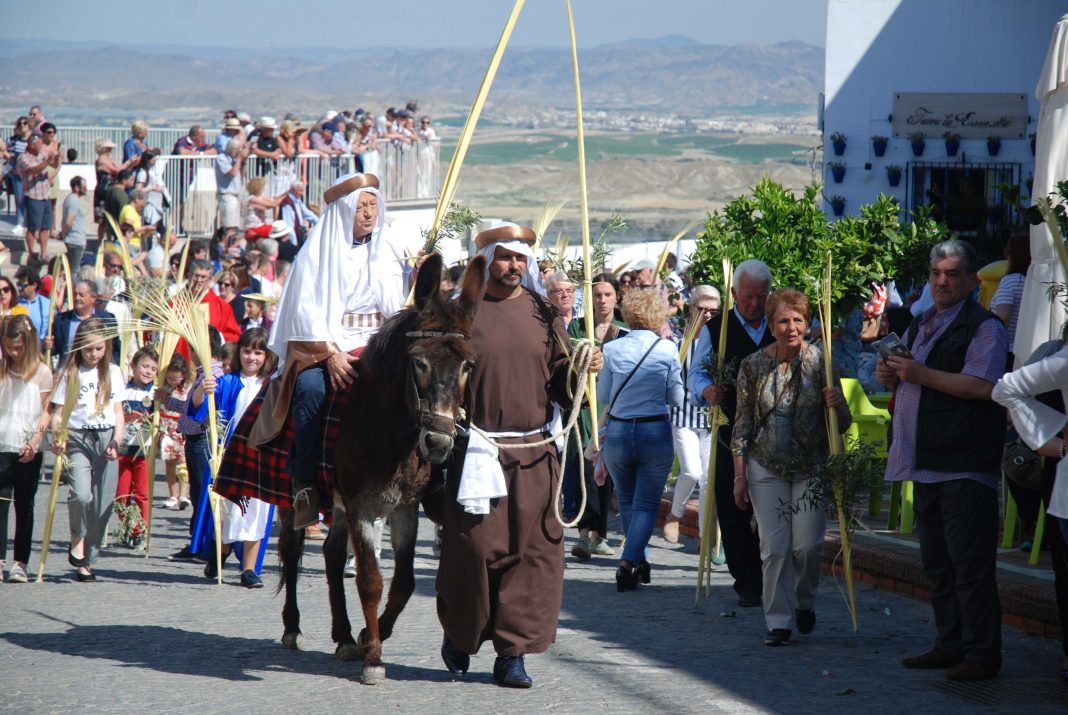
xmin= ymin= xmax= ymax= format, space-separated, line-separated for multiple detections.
xmin=436 ymin=224 xmax=602 ymax=688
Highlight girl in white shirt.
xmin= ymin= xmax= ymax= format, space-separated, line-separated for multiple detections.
xmin=50 ymin=318 xmax=125 ymax=582
xmin=0 ymin=316 xmax=53 ymax=583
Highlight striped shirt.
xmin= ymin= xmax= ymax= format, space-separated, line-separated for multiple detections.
xmin=18 ymin=149 xmax=51 ymax=200
xmin=671 ymin=347 xmax=709 ymax=430
xmin=990 ymin=272 xmax=1025 ymax=347
xmin=884 ymin=300 xmax=1007 ymax=490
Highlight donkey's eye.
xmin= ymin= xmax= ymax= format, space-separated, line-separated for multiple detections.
xmin=413 ymin=357 xmax=430 ymax=373
xmin=463 ymin=361 xmax=475 ymax=375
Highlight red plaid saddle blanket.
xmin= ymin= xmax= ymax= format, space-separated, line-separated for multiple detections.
xmin=214 ymin=381 xmax=347 ymax=518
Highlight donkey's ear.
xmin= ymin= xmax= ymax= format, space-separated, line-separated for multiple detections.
xmin=413 ymin=253 xmax=444 ymax=310
xmin=458 ymin=255 xmax=487 ymax=319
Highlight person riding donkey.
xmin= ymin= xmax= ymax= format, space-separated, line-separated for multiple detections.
xmin=244 ymin=172 xmax=408 ymax=529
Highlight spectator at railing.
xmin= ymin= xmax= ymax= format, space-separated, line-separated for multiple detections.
xmin=278 ymin=180 xmax=318 ymax=262
xmin=173 ymin=125 xmax=217 ymax=156
xmin=123 ymin=120 xmax=149 ymax=163
xmin=249 ymin=117 xmax=284 ymax=173
xmin=102 ymin=169 xmax=134 ymax=238
xmin=59 ymin=176 xmax=88 ymax=270
xmin=134 ymin=150 xmax=167 ymax=234
xmin=28 ymin=105 xmax=45 ymax=133
xmin=309 ymin=122 xmax=345 ymax=157
xmin=214 ymin=117 xmax=243 ymax=155
xmin=6 ymin=116 xmax=32 ymax=236
xmin=94 ymin=138 xmax=137 ymax=226
xmin=277 ymin=120 xmax=303 ymax=158
xmin=418 ymin=115 xmax=438 ymax=142
xmin=216 ymin=137 xmax=249 ymax=232
xmin=242 ymin=176 xmax=286 ymax=236
xmin=236 ymin=112 xmax=253 ymax=138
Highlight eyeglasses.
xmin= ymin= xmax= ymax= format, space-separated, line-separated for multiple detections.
xmin=549 ymin=288 xmax=575 ymax=297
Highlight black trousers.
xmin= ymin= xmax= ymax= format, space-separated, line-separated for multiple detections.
xmin=0 ymin=451 xmax=42 ymax=565
xmin=713 ymin=427 xmax=763 ymax=599
xmin=914 ymin=479 xmax=1002 ymax=667
xmin=1040 ymin=458 xmax=1068 ymax=657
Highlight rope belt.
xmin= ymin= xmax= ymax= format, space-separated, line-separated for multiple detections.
xmin=341 ymin=311 xmax=383 ymax=329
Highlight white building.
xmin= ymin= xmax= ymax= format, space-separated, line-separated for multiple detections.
xmin=822 ymin=0 xmax=1065 ymax=249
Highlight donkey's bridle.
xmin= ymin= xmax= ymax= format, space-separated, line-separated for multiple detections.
xmin=405 ymin=330 xmax=468 ymax=435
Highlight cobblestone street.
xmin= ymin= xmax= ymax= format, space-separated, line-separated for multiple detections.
xmin=2 ymin=476 xmax=1066 ymax=714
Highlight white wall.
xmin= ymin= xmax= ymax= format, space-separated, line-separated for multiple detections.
xmin=822 ymin=0 xmax=1065 ymax=217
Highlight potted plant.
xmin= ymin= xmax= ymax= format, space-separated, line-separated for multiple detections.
xmin=1030 ymin=133 xmax=1037 ymax=156
xmin=830 ymin=195 xmax=846 ymax=217
xmin=987 ymin=136 xmax=1001 ymax=157
xmin=943 ymin=132 xmax=961 ymax=157
xmin=908 ymin=132 xmax=926 ymax=157
xmin=871 ymin=135 xmax=888 ymax=157
xmin=886 ymin=164 xmax=902 ymax=187
xmin=830 ymin=132 xmax=847 ymax=157
xmin=829 ymin=161 xmax=846 ymax=183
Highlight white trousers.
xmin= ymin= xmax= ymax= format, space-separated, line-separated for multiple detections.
xmin=746 ymin=458 xmax=825 ymax=631
xmin=669 ymin=425 xmax=711 ymax=535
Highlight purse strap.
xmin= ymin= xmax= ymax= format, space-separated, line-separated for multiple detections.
xmin=605 ymin=338 xmax=663 ymax=419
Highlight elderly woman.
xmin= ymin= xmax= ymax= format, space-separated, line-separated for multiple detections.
xmin=597 ymin=288 xmax=684 ymax=591
xmin=663 ymin=285 xmax=722 ymax=544
xmin=566 ymin=273 xmax=629 ymax=560
xmin=93 ymin=138 xmax=137 ymax=232
xmin=731 ymin=288 xmax=850 ymax=646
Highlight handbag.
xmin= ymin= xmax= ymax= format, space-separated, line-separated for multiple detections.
xmin=583 ymin=337 xmax=663 ymax=463
xmin=1001 ymin=440 xmax=1042 ymax=491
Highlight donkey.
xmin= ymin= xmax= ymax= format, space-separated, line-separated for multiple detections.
xmin=277 ymin=253 xmax=484 ymax=685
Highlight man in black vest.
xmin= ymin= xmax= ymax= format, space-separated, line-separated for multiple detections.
xmin=877 ymin=240 xmax=1007 ymax=682
xmin=689 ymin=259 xmax=773 ymax=607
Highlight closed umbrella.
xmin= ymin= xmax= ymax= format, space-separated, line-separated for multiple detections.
xmin=1015 ymin=13 xmax=1068 ymax=362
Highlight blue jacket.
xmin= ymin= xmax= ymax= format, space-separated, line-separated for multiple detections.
xmin=52 ymin=308 xmax=119 ymax=366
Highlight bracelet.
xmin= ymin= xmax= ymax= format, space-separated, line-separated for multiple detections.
xmin=1060 ymin=441 xmax=1066 ymax=459
xmin=734 ymin=474 xmax=747 ymax=481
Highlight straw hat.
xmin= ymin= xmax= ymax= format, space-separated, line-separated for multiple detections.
xmin=267 ymin=220 xmax=290 ymax=239
xmin=94 ymin=138 xmax=116 ymax=152
xmin=258 ymin=116 xmax=278 ymax=130
xmin=223 ymin=117 xmax=241 ymax=130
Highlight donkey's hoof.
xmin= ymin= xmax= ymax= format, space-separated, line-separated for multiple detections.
xmin=336 ymin=642 xmax=362 ymax=662
xmin=362 ymin=664 xmax=387 ymax=685
xmin=281 ymin=632 xmax=305 ymax=650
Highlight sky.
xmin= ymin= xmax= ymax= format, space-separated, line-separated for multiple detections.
xmin=0 ymin=0 xmax=828 ymax=49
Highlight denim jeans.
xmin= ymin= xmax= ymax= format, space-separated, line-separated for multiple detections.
xmin=604 ymin=417 xmax=674 ymax=565
xmin=11 ymin=173 xmax=24 ymax=225
xmin=287 ymin=364 xmax=328 ymax=488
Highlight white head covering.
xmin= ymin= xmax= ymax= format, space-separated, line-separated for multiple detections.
xmin=267 ymin=173 xmax=405 ymax=365
xmin=476 ymin=222 xmax=542 ymax=294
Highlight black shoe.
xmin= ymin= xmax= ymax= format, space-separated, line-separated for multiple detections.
xmin=203 ymin=549 xmax=229 ymax=579
xmin=615 ymin=564 xmax=639 ymax=592
xmin=292 ymin=487 xmax=321 ymax=531
xmin=75 ymin=571 xmax=97 ymax=582
xmin=764 ymin=629 xmax=791 ymax=646
xmin=636 ymin=560 xmax=651 ymax=585
xmin=795 ymin=608 xmax=816 ymax=635
xmin=68 ymin=548 xmax=87 ymax=568
xmin=493 ymin=655 xmax=533 ymax=688
xmin=168 ymin=546 xmax=197 ymax=562
xmin=737 ymin=593 xmax=762 ymax=608
xmin=440 ymin=637 xmax=470 ymax=676
xmin=240 ymin=570 xmax=264 ymax=589
xmin=902 ymin=648 xmax=965 ymax=669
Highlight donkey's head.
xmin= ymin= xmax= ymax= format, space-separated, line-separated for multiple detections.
xmin=405 ymin=253 xmax=485 ymax=464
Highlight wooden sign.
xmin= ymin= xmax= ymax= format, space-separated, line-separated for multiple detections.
xmin=892 ymin=92 xmax=1027 ymax=139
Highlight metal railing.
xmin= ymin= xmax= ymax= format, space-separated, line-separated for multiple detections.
xmin=57 ymin=126 xmax=220 ymax=163
xmin=146 ymin=142 xmax=440 ymax=237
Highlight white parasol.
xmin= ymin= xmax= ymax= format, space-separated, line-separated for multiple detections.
xmin=1015 ymin=14 xmax=1068 ymax=362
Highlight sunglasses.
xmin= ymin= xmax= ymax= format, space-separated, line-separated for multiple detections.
xmin=106 ymin=262 xmax=122 ymax=269
xmin=220 ymin=282 xmax=235 ymax=288
xmin=0 ymin=286 xmax=11 ymax=294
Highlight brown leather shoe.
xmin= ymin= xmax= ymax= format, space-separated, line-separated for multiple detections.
xmin=902 ymin=649 xmax=964 ymax=669
xmin=946 ymin=659 xmax=1000 ymax=681
xmin=292 ymin=487 xmax=321 ymax=531
xmin=662 ymin=518 xmax=680 ymax=544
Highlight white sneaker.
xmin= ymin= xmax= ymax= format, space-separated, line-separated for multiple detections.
xmin=162 ymin=497 xmax=179 ymax=509
xmin=178 ymin=496 xmax=192 ymax=510
xmin=590 ymin=537 xmax=616 ymax=557
xmin=344 ymin=556 xmax=356 ymax=578
xmin=11 ymin=224 xmax=25 ymax=237
xmin=6 ymin=562 xmax=28 ymax=583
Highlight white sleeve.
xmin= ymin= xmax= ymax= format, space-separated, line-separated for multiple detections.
xmin=991 ymin=347 xmax=1068 ymax=450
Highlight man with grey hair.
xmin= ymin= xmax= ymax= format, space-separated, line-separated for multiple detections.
xmin=278 ymin=180 xmax=318 ymax=260
xmin=876 ymin=239 xmax=1006 ymax=681
xmin=544 ymin=271 xmax=576 ymax=327
xmin=215 ymin=137 xmax=248 ymax=231
xmin=688 ymin=258 xmax=773 ymax=607
xmin=47 ymin=278 xmax=117 ymax=364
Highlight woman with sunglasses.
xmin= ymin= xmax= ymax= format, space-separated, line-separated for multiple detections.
xmin=7 ymin=117 xmax=32 ymax=236
xmin=0 ymin=277 xmax=28 ymax=319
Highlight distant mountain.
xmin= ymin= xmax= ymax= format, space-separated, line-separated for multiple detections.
xmin=0 ymin=40 xmax=823 ymax=121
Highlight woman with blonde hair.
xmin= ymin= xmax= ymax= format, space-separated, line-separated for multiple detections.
xmin=242 ymin=176 xmax=286 ymax=233
xmin=597 ymin=287 xmax=684 ymax=591
xmin=731 ymin=288 xmax=850 ymax=646
xmin=0 ymin=316 xmax=53 ymax=583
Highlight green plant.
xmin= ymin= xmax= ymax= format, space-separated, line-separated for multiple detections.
xmin=942 ymin=132 xmax=961 ymax=142
xmin=421 ymin=202 xmax=482 ymax=255
xmin=829 ymin=161 xmax=846 ymax=171
xmin=871 ymin=135 xmax=888 ymax=145
xmin=886 ymin=164 xmax=902 ymax=176
xmin=830 ymin=195 xmax=846 ymax=206
xmin=908 ymin=132 xmax=925 ymax=142
xmin=546 ymin=215 xmax=623 ymax=284
xmin=830 ymin=132 xmax=847 ymax=144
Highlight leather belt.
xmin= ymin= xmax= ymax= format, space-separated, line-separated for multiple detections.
xmin=609 ymin=414 xmax=669 ymax=424
xmin=342 ymin=312 xmax=383 ymax=329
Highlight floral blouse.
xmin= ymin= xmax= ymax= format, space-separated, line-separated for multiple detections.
xmin=730 ymin=342 xmax=850 ymax=473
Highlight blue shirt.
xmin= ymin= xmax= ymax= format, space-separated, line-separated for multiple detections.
xmin=123 ymin=137 xmax=145 ymax=164
xmin=19 ymin=293 xmax=49 ymax=341
xmin=597 ymin=329 xmax=684 ymax=419
xmin=688 ymin=308 xmax=768 ymax=406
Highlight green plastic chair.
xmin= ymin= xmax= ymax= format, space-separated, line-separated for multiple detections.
xmin=840 ymin=378 xmax=892 ymax=516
